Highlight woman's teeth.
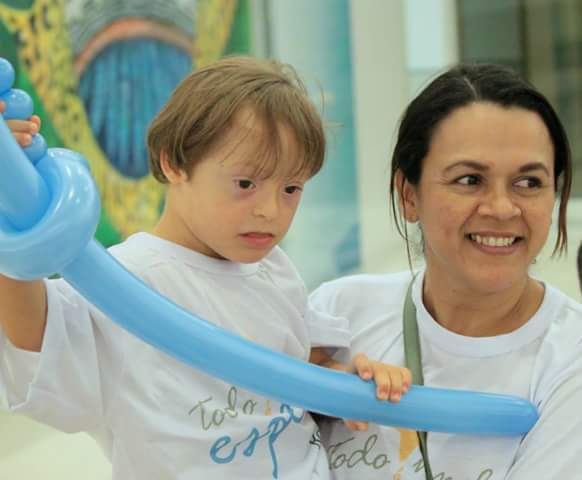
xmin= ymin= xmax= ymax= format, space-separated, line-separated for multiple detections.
xmin=469 ymin=234 xmax=517 ymax=247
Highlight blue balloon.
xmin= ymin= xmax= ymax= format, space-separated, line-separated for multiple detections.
xmin=0 ymin=118 xmax=49 ymax=230
xmin=0 ymin=58 xmax=14 ymax=94
xmin=23 ymin=133 xmax=48 ymax=165
xmin=0 ymin=88 xmax=34 ymax=120
xmin=0 ymin=59 xmax=538 ymax=434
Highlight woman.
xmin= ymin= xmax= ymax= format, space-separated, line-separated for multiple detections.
xmin=311 ymin=64 xmax=582 ymax=479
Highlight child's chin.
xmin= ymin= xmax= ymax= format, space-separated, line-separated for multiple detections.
xmin=230 ymin=248 xmax=273 ymax=264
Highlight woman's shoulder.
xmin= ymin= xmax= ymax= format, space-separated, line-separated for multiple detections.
xmin=544 ymin=284 xmax=582 ymax=329
xmin=318 ymin=270 xmax=412 ymax=290
xmin=530 ymin=285 xmax=582 ymax=402
xmin=532 ymin=284 xmax=582 ymax=354
xmin=310 ymin=270 xmax=414 ymax=316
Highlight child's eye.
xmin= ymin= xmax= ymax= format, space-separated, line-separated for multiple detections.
xmin=455 ymin=174 xmax=481 ymax=186
xmin=284 ymin=185 xmax=303 ymax=195
xmin=235 ymin=179 xmax=255 ymax=190
xmin=514 ymin=177 xmax=542 ymax=189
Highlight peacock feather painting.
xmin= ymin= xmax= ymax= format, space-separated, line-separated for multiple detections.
xmin=0 ymin=0 xmax=251 ymax=245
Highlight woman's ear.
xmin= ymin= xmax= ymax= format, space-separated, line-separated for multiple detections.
xmin=160 ymin=151 xmax=188 ymax=185
xmin=395 ymin=170 xmax=419 ymax=223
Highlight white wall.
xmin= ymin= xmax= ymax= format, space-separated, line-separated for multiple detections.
xmin=405 ymin=0 xmax=459 ymax=95
xmin=350 ymin=0 xmax=462 ymax=275
xmin=532 ymin=204 xmax=582 ymax=301
xmin=350 ymin=0 xmax=410 ymax=274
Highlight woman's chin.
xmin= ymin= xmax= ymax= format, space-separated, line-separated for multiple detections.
xmin=465 ymin=270 xmax=527 ymax=295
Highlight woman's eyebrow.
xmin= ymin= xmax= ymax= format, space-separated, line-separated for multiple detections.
xmin=443 ymin=160 xmax=487 ymax=173
xmin=443 ymin=160 xmax=551 ymax=176
xmin=518 ymin=162 xmax=551 ymax=176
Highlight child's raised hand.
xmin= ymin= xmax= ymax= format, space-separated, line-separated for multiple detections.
xmin=344 ymin=352 xmax=412 ymax=432
xmin=0 ymin=100 xmax=41 ymax=147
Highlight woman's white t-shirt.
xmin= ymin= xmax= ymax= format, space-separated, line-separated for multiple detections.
xmin=310 ymin=270 xmax=582 ymax=479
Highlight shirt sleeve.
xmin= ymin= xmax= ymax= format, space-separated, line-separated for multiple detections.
xmin=0 ymin=336 xmax=41 ymax=409
xmin=305 ymin=300 xmax=351 ymax=350
xmin=505 ymin=357 xmax=582 ymax=478
xmin=0 ymin=278 xmax=125 ymax=433
xmin=307 ymin=281 xmax=352 ymax=355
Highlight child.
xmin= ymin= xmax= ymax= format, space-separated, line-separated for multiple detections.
xmin=0 ymin=57 xmax=410 ymax=479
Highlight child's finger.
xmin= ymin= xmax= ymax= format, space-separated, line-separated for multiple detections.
xmin=352 ymin=352 xmax=373 ymax=381
xmin=5 ymin=118 xmax=39 ymax=147
xmin=371 ymin=365 xmax=393 ymax=401
xmin=386 ymin=369 xmax=404 ymax=402
xmin=0 ymin=100 xmax=5 ymax=113
xmin=30 ymin=114 xmax=41 ymax=129
xmin=402 ymin=367 xmax=412 ymax=391
xmin=16 ymin=133 xmax=33 ymax=146
xmin=344 ymin=419 xmax=369 ymax=432
xmin=6 ymin=118 xmax=38 ymax=134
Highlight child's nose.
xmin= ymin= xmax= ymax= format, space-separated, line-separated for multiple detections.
xmin=252 ymin=189 xmax=280 ymax=220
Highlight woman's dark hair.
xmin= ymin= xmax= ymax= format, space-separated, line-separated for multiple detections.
xmin=389 ymin=63 xmax=572 ymax=260
xmin=577 ymin=242 xmax=582 ymax=294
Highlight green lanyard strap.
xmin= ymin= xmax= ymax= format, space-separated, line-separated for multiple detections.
xmin=403 ymin=276 xmax=433 ymax=480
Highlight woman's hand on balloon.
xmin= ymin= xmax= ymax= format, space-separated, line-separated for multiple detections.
xmin=0 ymin=100 xmax=41 ymax=147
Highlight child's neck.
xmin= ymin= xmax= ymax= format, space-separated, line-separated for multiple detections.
xmin=151 ymin=215 xmax=213 ymax=258
xmin=151 ymin=215 xmax=181 ymax=246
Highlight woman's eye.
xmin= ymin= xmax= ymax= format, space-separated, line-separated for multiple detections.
xmin=515 ymin=177 xmax=542 ymax=189
xmin=284 ymin=185 xmax=303 ymax=195
xmin=236 ymin=179 xmax=255 ymax=190
xmin=456 ymin=174 xmax=480 ymax=186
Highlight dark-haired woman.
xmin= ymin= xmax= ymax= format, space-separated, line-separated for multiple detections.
xmin=312 ymin=63 xmax=582 ymax=479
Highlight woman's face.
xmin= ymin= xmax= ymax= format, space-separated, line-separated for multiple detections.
xmin=401 ymin=102 xmax=556 ymax=294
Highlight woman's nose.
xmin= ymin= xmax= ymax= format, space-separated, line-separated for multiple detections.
xmin=477 ymin=188 xmax=521 ymax=220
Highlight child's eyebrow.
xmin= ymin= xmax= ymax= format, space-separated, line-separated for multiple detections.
xmin=221 ymin=161 xmax=264 ymax=178
xmin=226 ymin=160 xmax=253 ymax=169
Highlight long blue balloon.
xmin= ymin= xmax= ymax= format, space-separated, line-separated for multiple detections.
xmin=0 ymin=58 xmax=538 ymax=434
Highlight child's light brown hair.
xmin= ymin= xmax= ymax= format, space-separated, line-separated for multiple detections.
xmin=147 ymin=56 xmax=325 ymax=183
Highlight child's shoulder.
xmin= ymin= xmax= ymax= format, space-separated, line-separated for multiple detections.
xmin=259 ymin=246 xmax=299 ymax=278
xmin=107 ymin=232 xmax=174 ymax=274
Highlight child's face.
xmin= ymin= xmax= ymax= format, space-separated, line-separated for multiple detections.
xmin=160 ymin=109 xmax=309 ymax=263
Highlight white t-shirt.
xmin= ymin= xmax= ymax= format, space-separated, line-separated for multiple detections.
xmin=0 ymin=233 xmax=350 ymax=480
xmin=310 ymin=270 xmax=582 ymax=480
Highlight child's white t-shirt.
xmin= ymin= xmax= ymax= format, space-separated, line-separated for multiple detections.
xmin=0 ymin=233 xmax=350 ymax=480
xmin=310 ymin=270 xmax=582 ymax=479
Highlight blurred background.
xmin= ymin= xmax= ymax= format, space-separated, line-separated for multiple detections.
xmin=0 ymin=0 xmax=580 ymax=477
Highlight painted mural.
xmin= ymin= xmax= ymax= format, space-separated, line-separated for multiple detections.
xmin=0 ymin=0 xmax=251 ymax=245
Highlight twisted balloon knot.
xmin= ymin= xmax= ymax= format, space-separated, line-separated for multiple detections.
xmin=0 ymin=58 xmax=100 ymax=280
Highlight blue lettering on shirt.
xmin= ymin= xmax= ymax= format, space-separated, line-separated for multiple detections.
xmin=209 ymin=403 xmax=305 ymax=478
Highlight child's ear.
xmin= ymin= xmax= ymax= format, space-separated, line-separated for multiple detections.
xmin=394 ymin=170 xmax=419 ymax=223
xmin=160 ymin=151 xmax=187 ymax=184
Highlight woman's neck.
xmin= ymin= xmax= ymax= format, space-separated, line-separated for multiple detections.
xmin=421 ymin=269 xmax=545 ymax=337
